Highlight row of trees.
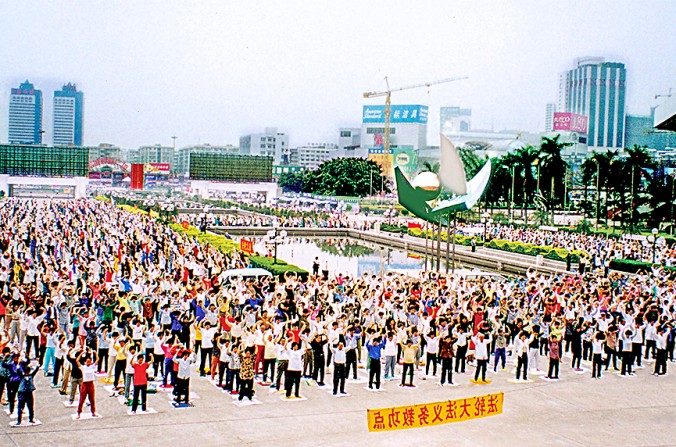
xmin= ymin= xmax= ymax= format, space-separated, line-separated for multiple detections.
xmin=485 ymin=136 xmax=675 ymax=229
xmin=278 ymin=136 xmax=674 ymax=229
xmin=278 ymin=158 xmax=389 ymax=197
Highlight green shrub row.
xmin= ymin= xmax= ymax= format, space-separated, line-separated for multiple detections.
xmin=485 ymin=239 xmax=586 ymax=263
xmin=248 ymin=255 xmax=309 ymax=281
xmin=381 ymin=224 xmax=586 ymax=262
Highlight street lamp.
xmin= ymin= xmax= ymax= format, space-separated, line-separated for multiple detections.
xmin=266 ymin=222 xmax=288 ymax=264
xmin=647 ymin=228 xmax=659 ymax=264
xmin=481 ymin=212 xmax=492 ymax=241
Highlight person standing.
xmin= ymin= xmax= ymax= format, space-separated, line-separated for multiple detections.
xmin=472 ymin=332 xmax=492 ymax=383
xmin=238 ymin=349 xmax=255 ymax=401
xmin=173 ymin=350 xmax=195 ymax=404
xmin=131 ymin=354 xmax=151 ymax=413
xmin=273 ymin=338 xmax=289 ymax=390
xmin=547 ymin=335 xmax=560 ymax=379
xmin=399 ymin=339 xmax=418 ymax=387
xmin=653 ymin=327 xmax=669 ymax=376
xmin=515 ymin=331 xmax=532 ymax=381
xmin=330 ymin=342 xmax=347 ymax=395
xmin=591 ymin=332 xmax=605 ymax=379
xmin=344 ymin=328 xmax=359 ymax=380
xmin=75 ymin=349 xmax=99 ymax=419
xmin=285 ymin=342 xmax=303 ymax=398
xmin=423 ymin=331 xmax=439 ymax=377
xmin=453 ymin=327 xmax=471 ymax=374
xmin=366 ymin=335 xmax=385 ymax=390
xmin=310 ymin=333 xmax=327 ymax=386
xmin=382 ymin=333 xmax=397 ymax=381
xmin=493 ymin=328 xmax=507 ymax=372
xmin=67 ymin=348 xmax=83 ymax=405
xmin=198 ymin=321 xmax=216 ymax=377
xmin=14 ymin=360 xmax=39 ymax=426
xmin=438 ymin=334 xmax=454 ymax=386
xmin=620 ymin=328 xmax=635 ymax=376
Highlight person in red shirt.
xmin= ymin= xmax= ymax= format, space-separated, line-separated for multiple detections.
xmin=131 ymin=354 xmax=152 ymax=413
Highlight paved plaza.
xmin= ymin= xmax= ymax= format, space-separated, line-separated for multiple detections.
xmin=1 ymin=355 xmax=674 ymax=447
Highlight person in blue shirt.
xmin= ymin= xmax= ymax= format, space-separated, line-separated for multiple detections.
xmin=366 ymin=334 xmax=386 ymax=390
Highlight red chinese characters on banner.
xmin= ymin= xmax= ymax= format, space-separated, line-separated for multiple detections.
xmin=367 ymin=392 xmax=504 ymax=432
xmin=130 ymin=163 xmax=144 ymax=190
xmin=239 ymin=238 xmax=254 ymax=254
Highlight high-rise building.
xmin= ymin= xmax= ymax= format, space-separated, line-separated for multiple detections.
xmin=239 ymin=128 xmax=289 ymax=164
xmin=8 ymin=80 xmax=43 ymax=144
xmin=128 ymin=144 xmax=174 ymax=165
xmin=291 ymin=143 xmax=339 ymax=169
xmin=558 ymin=57 xmax=626 ymax=150
xmin=53 ymin=83 xmax=84 ymax=146
xmin=88 ymin=143 xmax=122 ymax=161
xmin=440 ymin=106 xmax=471 ymax=133
xmin=625 ymin=109 xmax=676 ymax=151
xmin=338 ymin=128 xmax=361 ymax=151
xmin=545 ymin=103 xmax=557 ymax=131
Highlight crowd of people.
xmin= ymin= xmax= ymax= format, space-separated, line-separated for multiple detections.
xmin=0 ymin=198 xmax=674 ymax=428
xmin=479 ymin=224 xmax=676 ymax=266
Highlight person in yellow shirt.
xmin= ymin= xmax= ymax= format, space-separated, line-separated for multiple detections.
xmin=399 ymin=339 xmax=419 ymax=387
xmin=194 ymin=323 xmax=203 ymax=356
xmin=112 ymin=337 xmax=129 ymax=390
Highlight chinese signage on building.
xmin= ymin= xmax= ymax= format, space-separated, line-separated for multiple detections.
xmin=363 ymin=105 xmax=429 ymax=124
xmin=366 ymin=392 xmax=504 ymax=432
xmin=553 ymin=112 xmax=588 ymax=134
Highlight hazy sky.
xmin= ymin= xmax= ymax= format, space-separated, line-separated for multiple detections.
xmin=1 ymin=1 xmax=674 ymax=149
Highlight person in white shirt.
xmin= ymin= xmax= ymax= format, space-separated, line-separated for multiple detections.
xmin=285 ymin=342 xmax=304 ymax=399
xmin=472 ymin=332 xmax=492 ymax=383
xmin=274 ymin=338 xmax=290 ymax=390
xmin=383 ymin=333 xmax=398 ymax=380
xmin=330 ymin=342 xmax=348 ymax=395
xmin=199 ymin=321 xmax=217 ymax=376
xmin=653 ymin=327 xmax=669 ymax=376
xmin=424 ymin=332 xmax=439 ymax=377
xmin=591 ymin=332 xmax=605 ymax=379
xmin=514 ymin=332 xmax=534 ymax=381
xmin=620 ymin=328 xmax=635 ymax=376
xmin=644 ymin=322 xmax=657 ymax=361
xmin=75 ymin=349 xmax=99 ymax=419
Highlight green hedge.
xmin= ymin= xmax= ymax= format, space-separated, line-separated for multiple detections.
xmin=380 ymin=223 xmax=408 ymax=234
xmin=248 ymin=256 xmax=309 ymax=281
xmin=609 ymin=259 xmax=676 ymax=274
xmin=486 ymin=239 xmax=586 ymax=263
xmin=381 ymin=224 xmax=586 ymax=262
xmin=169 ymin=223 xmax=238 ymax=254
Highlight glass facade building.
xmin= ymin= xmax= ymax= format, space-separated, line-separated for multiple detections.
xmin=53 ymin=83 xmax=84 ymax=146
xmin=8 ymin=81 xmax=43 ymax=144
xmin=559 ymin=58 xmax=626 ymax=150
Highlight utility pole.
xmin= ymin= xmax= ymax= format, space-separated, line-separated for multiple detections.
xmin=595 ymin=160 xmax=600 ymax=231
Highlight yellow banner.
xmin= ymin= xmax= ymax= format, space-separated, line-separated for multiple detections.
xmin=367 ymin=392 xmax=504 ymax=432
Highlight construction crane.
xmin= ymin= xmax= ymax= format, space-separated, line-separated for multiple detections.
xmin=362 ymin=76 xmax=468 ymax=160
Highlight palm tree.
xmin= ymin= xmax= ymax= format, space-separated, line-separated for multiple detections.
xmin=623 ymin=145 xmax=655 ymax=226
xmin=511 ymin=145 xmax=539 ymax=223
xmin=539 ymin=135 xmax=571 ymax=221
xmin=583 ymin=150 xmax=618 ymax=228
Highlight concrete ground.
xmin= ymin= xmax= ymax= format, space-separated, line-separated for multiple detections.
xmin=1 ymin=354 xmax=674 ymax=447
